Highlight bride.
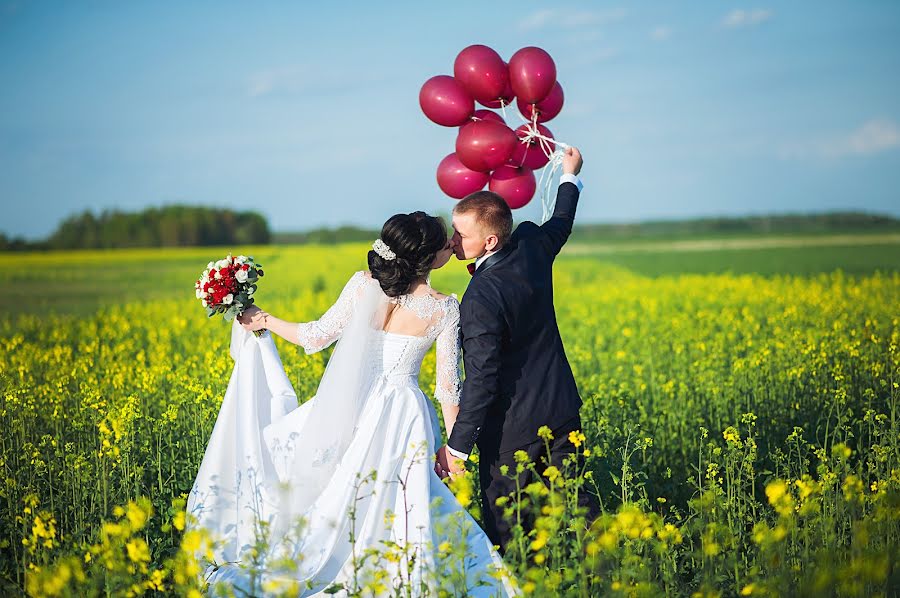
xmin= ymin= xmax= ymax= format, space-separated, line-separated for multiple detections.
xmin=186 ymin=211 xmax=516 ymax=596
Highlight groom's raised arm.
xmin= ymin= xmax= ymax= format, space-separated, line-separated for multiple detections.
xmin=447 ymin=297 xmax=505 ymax=456
xmin=539 ymin=146 xmax=584 ymax=257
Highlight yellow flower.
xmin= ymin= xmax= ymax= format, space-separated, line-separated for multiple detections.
xmin=543 ymin=466 xmax=561 ymax=483
xmin=530 ymin=530 xmax=549 ymax=551
xmin=704 ymin=541 xmax=720 ymax=557
xmin=537 ymin=425 xmax=554 ymax=441
xmin=568 ymin=430 xmax=586 ymax=448
xmin=831 ymin=442 xmax=852 ymax=460
xmin=172 ymin=510 xmax=186 ymax=532
xmin=722 ymin=426 xmax=740 ymax=445
xmin=765 ymin=480 xmax=787 ymax=504
xmin=125 ymin=500 xmax=150 ymax=531
xmin=126 ymin=538 xmax=150 ymax=564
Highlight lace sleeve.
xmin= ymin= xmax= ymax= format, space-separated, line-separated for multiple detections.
xmin=297 ymin=271 xmax=368 ymax=354
xmin=434 ymin=296 xmax=462 ymax=405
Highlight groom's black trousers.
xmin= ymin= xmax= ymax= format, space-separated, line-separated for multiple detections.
xmin=477 ymin=415 xmax=601 ymax=553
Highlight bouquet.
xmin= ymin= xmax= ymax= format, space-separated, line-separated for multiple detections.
xmin=195 ymin=253 xmax=265 ymax=336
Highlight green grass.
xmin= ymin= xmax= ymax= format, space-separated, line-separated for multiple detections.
xmin=563 ymin=241 xmax=900 ymax=277
xmin=4 ymin=233 xmax=898 ymax=318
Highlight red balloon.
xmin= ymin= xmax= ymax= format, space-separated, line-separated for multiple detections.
xmin=489 ymin=165 xmax=536 ymax=209
xmin=455 ymin=120 xmax=517 ymax=172
xmin=482 ymin=62 xmax=515 ymax=108
xmin=419 ymin=75 xmax=474 ymax=127
xmin=518 ymin=81 xmax=564 ymax=123
xmin=453 ymin=45 xmax=509 ymax=106
xmin=510 ymin=124 xmax=555 ymax=170
xmin=436 ymin=153 xmax=490 ymax=199
xmin=508 ymin=47 xmax=557 ymax=104
xmin=459 ymin=109 xmax=505 ymax=133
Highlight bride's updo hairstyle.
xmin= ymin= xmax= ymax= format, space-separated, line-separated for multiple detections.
xmin=368 ymin=211 xmax=447 ymax=297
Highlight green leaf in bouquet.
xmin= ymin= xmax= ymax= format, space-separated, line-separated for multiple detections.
xmin=223 ymin=308 xmax=236 ymax=322
xmin=206 ymin=306 xmax=216 ymax=318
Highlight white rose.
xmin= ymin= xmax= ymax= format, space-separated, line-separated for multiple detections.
xmin=214 ymin=271 xmax=223 ymax=280
xmin=216 ymin=259 xmax=229 ymax=269
xmin=238 ymin=255 xmax=248 ymax=262
xmin=207 ymin=262 xmax=215 ymax=270
xmin=235 ymin=269 xmax=248 ymax=283
xmin=201 ymin=291 xmax=208 ymax=299
xmin=223 ymin=294 xmax=234 ymax=305
xmin=195 ymin=288 xmax=203 ymax=299
xmin=201 ymin=299 xmax=208 ymax=307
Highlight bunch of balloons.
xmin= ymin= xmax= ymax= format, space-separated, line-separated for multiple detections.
xmin=420 ymin=44 xmax=565 ymax=209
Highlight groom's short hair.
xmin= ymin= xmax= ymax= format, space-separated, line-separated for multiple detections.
xmin=454 ymin=191 xmax=513 ymax=246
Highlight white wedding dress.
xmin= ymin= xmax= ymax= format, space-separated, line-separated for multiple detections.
xmin=187 ymin=271 xmax=516 ymax=597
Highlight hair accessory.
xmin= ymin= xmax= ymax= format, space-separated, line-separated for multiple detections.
xmin=372 ymin=238 xmax=397 ymax=261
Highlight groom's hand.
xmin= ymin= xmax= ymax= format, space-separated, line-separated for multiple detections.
xmin=562 ymin=146 xmax=583 ymax=176
xmin=434 ymin=445 xmax=466 ymax=479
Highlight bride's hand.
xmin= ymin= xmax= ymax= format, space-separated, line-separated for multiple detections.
xmin=238 ymin=306 xmax=269 ymax=331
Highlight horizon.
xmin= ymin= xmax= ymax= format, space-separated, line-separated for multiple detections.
xmin=2 ymin=1 xmax=899 ymax=241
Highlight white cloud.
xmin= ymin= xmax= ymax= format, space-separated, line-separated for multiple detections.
xmin=573 ymin=47 xmax=620 ymax=67
xmin=561 ymin=8 xmax=627 ymax=28
xmin=721 ymin=8 xmax=773 ymax=29
xmin=518 ymin=7 xmax=626 ymax=32
xmin=650 ymin=26 xmax=672 ymax=41
xmin=778 ymin=119 xmax=900 ymax=160
xmin=518 ymin=9 xmax=556 ymax=32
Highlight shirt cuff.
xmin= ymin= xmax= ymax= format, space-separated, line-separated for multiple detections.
xmin=560 ymin=173 xmax=583 ymax=192
xmin=446 ymin=446 xmax=469 ymax=461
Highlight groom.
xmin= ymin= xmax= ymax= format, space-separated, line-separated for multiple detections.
xmin=435 ymin=146 xmax=600 ymax=550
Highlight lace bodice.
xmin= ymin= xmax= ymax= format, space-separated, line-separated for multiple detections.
xmin=296 ymin=271 xmax=461 ymax=405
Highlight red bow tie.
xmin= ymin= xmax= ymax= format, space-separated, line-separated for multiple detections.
xmin=467 ymin=262 xmax=476 ymax=276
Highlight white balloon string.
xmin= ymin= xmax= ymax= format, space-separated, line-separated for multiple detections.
xmin=512 ymin=108 xmax=570 ymax=224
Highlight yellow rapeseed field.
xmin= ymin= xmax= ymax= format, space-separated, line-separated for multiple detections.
xmin=1 ymin=244 xmax=898 ymax=596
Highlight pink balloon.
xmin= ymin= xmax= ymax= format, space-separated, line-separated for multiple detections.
xmin=518 ymin=81 xmax=564 ymax=123
xmin=455 ymin=120 xmax=517 ymax=172
xmin=490 ymin=165 xmax=536 ymax=209
xmin=471 ymin=109 xmax=505 ymax=124
xmin=459 ymin=109 xmax=505 ymax=134
xmin=436 ymin=153 xmax=490 ymax=199
xmin=419 ymin=75 xmax=474 ymax=127
xmin=453 ymin=45 xmax=509 ymax=106
xmin=510 ymin=124 xmax=555 ymax=170
xmin=482 ymin=62 xmax=515 ymax=108
xmin=508 ymin=47 xmax=557 ymax=104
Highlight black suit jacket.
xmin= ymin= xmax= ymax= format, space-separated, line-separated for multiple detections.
xmin=448 ymin=181 xmax=582 ymax=456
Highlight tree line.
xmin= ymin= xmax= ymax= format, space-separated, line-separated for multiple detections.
xmin=1 ymin=206 xmax=270 ymax=251
xmin=3 ymin=209 xmax=897 ymax=252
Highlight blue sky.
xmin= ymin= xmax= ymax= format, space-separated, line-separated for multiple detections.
xmin=1 ymin=1 xmax=899 ymax=240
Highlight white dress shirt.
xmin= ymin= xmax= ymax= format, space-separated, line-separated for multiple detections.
xmin=447 ymin=173 xmax=583 ymax=462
